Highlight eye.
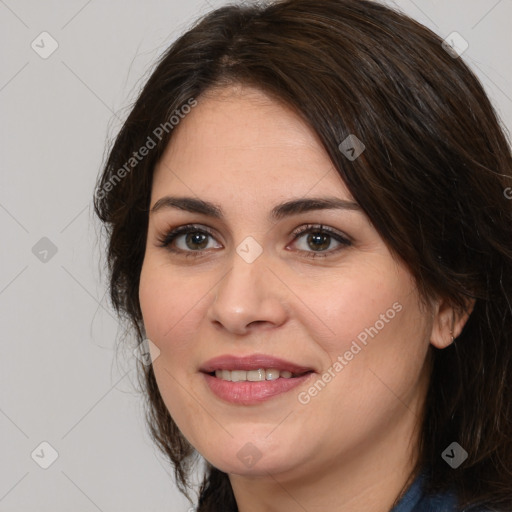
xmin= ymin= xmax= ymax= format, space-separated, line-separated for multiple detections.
xmin=288 ymin=224 xmax=351 ymax=258
xmin=157 ymin=223 xmax=351 ymax=259
xmin=157 ymin=224 xmax=222 ymax=257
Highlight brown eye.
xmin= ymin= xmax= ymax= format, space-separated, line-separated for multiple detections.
xmin=158 ymin=225 xmax=222 ymax=256
xmin=290 ymin=224 xmax=351 ymax=258
xmin=305 ymin=232 xmax=332 ymax=251
xmin=183 ymin=232 xmax=209 ymax=250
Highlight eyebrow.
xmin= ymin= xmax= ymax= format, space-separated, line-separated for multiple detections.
xmin=150 ymin=196 xmax=362 ymax=221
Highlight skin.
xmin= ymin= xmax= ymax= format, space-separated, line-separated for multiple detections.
xmin=139 ymin=85 xmax=471 ymax=512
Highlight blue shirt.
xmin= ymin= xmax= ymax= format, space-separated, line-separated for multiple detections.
xmin=390 ymin=470 xmax=489 ymax=512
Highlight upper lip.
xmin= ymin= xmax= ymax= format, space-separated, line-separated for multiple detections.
xmin=200 ymin=354 xmax=315 ymax=374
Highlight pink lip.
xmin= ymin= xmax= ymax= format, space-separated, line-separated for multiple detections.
xmin=202 ymin=372 xmax=314 ymax=405
xmin=199 ymin=353 xmax=316 ymax=405
xmin=199 ymin=353 xmax=314 ymax=374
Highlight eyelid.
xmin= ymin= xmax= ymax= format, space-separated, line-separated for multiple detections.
xmin=286 ymin=223 xmax=351 ymax=258
xmin=289 ymin=223 xmax=352 ymax=244
xmin=156 ymin=223 xmax=220 ymax=249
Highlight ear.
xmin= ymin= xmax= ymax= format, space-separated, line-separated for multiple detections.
xmin=429 ymin=296 xmax=475 ymax=349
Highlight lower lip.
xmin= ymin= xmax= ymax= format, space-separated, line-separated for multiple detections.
xmin=202 ymin=372 xmax=314 ymax=405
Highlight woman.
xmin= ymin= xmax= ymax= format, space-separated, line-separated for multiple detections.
xmin=94 ymin=0 xmax=512 ymax=510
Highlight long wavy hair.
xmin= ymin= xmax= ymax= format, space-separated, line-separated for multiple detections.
xmin=94 ymin=0 xmax=512 ymax=510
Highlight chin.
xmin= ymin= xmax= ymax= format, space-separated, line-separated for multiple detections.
xmin=198 ymin=436 xmax=308 ymax=478
xmin=209 ymin=453 xmax=297 ymax=478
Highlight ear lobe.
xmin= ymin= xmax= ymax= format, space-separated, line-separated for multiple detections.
xmin=430 ymin=297 xmax=476 ymax=349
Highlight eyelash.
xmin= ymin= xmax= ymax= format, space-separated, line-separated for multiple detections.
xmin=156 ymin=223 xmax=352 ymax=259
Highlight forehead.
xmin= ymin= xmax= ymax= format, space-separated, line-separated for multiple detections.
xmin=151 ymin=85 xmax=354 ymax=205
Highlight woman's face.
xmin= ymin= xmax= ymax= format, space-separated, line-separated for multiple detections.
xmin=139 ymin=85 xmax=436 ymax=479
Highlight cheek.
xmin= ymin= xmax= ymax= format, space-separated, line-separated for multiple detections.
xmin=138 ymin=260 xmax=207 ymax=352
xmin=300 ymin=263 xmax=430 ymax=400
xmin=139 ymin=261 xmax=211 ymax=443
xmin=299 ymin=266 xmax=406 ymax=353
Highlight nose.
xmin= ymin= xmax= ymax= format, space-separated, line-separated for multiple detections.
xmin=206 ymin=251 xmax=288 ymax=335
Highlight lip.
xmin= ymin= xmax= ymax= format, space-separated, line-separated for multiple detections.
xmin=202 ymin=372 xmax=314 ymax=405
xmin=199 ymin=353 xmax=315 ymax=374
xmin=199 ymin=353 xmax=316 ymax=405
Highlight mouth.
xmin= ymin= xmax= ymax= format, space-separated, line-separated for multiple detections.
xmin=205 ymin=368 xmax=313 ymax=382
xmin=199 ymin=354 xmax=316 ymax=404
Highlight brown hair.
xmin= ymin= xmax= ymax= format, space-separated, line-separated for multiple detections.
xmin=94 ymin=1 xmax=512 ymax=510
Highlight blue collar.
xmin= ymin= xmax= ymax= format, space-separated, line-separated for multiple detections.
xmin=390 ymin=470 xmax=459 ymax=512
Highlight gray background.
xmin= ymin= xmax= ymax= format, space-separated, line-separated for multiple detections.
xmin=1 ymin=0 xmax=511 ymax=511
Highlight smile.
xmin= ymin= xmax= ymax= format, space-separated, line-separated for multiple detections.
xmin=199 ymin=354 xmax=316 ymax=404
xmin=212 ymin=368 xmax=308 ymax=381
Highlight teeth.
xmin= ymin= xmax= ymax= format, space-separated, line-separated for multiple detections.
xmin=231 ymin=370 xmax=246 ymax=382
xmin=247 ymin=369 xmax=266 ymax=381
xmin=213 ymin=368 xmax=298 ymax=382
xmin=265 ymin=369 xmax=280 ymax=380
